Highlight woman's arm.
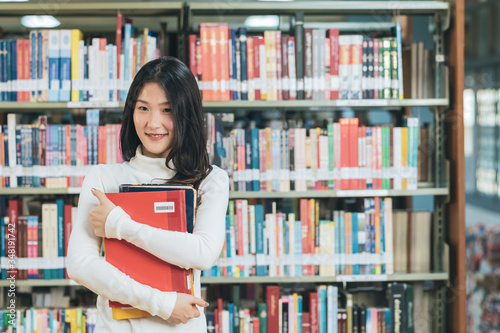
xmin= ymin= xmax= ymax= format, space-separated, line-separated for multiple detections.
xmin=104 ymin=168 xmax=229 ymax=271
xmin=67 ymin=166 xmax=179 ymax=320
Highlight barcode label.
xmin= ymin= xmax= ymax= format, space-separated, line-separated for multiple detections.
xmin=154 ymin=202 xmax=175 ymax=213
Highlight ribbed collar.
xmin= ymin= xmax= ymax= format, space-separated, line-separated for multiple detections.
xmin=128 ymin=145 xmax=177 ymax=180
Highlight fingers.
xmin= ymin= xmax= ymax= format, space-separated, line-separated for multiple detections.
xmin=191 ymin=296 xmax=209 ymax=308
xmin=91 ymin=188 xmax=107 ymax=203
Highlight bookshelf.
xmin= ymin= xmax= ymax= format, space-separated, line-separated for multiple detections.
xmin=0 ymin=1 xmax=465 ymax=332
xmin=0 ymin=273 xmax=449 ymax=288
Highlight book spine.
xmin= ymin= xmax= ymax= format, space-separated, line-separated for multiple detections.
xmin=295 ymin=12 xmax=305 ymax=100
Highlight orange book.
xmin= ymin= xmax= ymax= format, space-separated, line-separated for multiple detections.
xmin=105 ymin=189 xmax=194 ymax=320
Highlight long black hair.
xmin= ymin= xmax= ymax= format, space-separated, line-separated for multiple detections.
xmin=120 ymin=56 xmax=212 ymax=191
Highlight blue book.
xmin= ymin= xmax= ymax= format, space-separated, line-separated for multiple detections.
xmin=59 ymin=30 xmax=72 ymax=101
xmin=48 ymin=30 xmax=60 ymax=102
xmin=254 ymin=204 xmax=266 ymax=276
xmin=228 ymin=304 xmax=235 ymax=333
xmin=352 ymin=213 xmax=359 ymax=275
xmin=294 ymin=220 xmax=302 ymax=277
xmin=122 ymin=24 xmax=133 ymax=101
xmin=10 ymin=40 xmax=17 ymax=102
xmin=237 ymin=27 xmax=248 ymax=100
xmin=30 ymin=30 xmax=38 ymax=102
xmin=206 ymin=312 xmax=215 ymax=333
xmin=1 ymin=217 xmax=5 ymax=280
xmin=56 ymin=199 xmax=65 ymax=278
xmin=4 ymin=41 xmax=11 ymax=101
xmin=245 ymin=129 xmax=252 ymax=190
xmin=318 ymin=286 xmax=327 ymax=333
xmin=251 ymin=128 xmax=260 ymax=191
xmin=107 ymin=44 xmax=115 ymax=101
xmin=380 ymin=199 xmax=386 ymax=274
xmin=15 ymin=126 xmax=22 ymax=186
xmin=226 ymin=215 xmax=232 ymax=277
xmin=385 ymin=308 xmax=391 ymax=333
xmin=230 ymin=29 xmax=237 ymax=100
xmin=297 ymin=295 xmax=303 ymax=333
xmin=0 ymin=41 xmax=5 ymax=101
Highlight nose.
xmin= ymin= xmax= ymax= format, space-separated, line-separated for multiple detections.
xmin=148 ymin=110 xmax=163 ymax=128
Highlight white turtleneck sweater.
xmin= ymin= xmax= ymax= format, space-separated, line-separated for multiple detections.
xmin=66 ymin=146 xmax=229 ymax=332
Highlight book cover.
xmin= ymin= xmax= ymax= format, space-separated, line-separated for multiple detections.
xmin=105 ymin=188 xmax=195 ymax=319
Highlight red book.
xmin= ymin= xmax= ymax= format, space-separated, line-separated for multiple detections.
xmin=8 ymin=199 xmax=22 ymax=279
xmin=302 ymin=312 xmax=311 ymax=333
xmin=64 ymin=204 xmax=72 ymax=279
xmin=253 ymin=36 xmax=261 ymax=101
xmin=328 ymin=29 xmax=340 ymax=100
xmin=189 ymin=34 xmax=197 ymax=77
xmin=309 ymin=292 xmax=318 ymax=333
xmin=253 ymin=318 xmax=260 ymax=333
xmin=104 ymin=190 xmax=194 ymax=319
xmin=266 ymin=286 xmax=280 ymax=332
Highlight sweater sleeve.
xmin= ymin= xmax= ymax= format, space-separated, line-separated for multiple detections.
xmin=66 ymin=166 xmax=177 ymax=320
xmin=105 ymin=168 xmax=229 ymax=271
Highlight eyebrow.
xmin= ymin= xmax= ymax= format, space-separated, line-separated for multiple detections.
xmin=136 ymin=99 xmax=170 ymax=105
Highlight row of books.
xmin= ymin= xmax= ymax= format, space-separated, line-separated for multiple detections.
xmin=207 ymin=283 xmax=425 ymax=333
xmin=0 ymin=113 xmax=423 ymax=191
xmin=0 ymin=198 xmax=76 ymax=281
xmin=0 ymin=13 xmax=161 ymax=103
xmin=203 ymin=198 xmax=432 ymax=278
xmin=216 ymin=118 xmax=420 ymax=192
xmin=190 ymin=22 xmax=404 ymax=101
xmin=0 ymin=111 xmax=121 ymax=188
xmin=0 ymin=308 xmax=97 ymax=333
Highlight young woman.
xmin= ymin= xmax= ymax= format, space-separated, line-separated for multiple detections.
xmin=67 ymin=56 xmax=229 ymax=332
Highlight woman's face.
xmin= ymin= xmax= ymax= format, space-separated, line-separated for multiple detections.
xmin=133 ymin=82 xmax=175 ymax=159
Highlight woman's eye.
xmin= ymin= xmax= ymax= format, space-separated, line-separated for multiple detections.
xmin=163 ymin=109 xmax=172 ymax=113
xmin=138 ymin=106 xmax=148 ymax=111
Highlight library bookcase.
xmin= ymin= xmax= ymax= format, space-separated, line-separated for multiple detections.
xmin=0 ymin=1 xmax=464 ymax=332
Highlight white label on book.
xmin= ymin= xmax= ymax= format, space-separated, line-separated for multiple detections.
xmin=154 ymin=202 xmax=175 ymax=213
xmin=187 ymin=275 xmax=191 ymax=289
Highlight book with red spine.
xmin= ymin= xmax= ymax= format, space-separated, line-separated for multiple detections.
xmin=104 ymin=189 xmax=194 ymax=320
xmin=266 ymin=286 xmax=280 ymax=333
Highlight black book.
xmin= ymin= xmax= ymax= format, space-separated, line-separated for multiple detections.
xmin=389 ymin=283 xmax=407 ymax=333
xmin=294 ymin=12 xmax=305 ymax=100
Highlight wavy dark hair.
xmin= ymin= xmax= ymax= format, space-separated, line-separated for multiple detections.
xmin=120 ymin=56 xmax=212 ymax=192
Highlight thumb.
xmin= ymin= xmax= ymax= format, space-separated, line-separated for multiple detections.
xmin=191 ymin=296 xmax=209 ymax=308
xmin=91 ymin=188 xmax=108 ymax=203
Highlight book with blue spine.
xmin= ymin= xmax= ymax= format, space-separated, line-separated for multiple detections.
xmin=10 ymin=40 xmax=17 ymax=102
xmin=226 ymin=215 xmax=233 ymax=277
xmin=230 ymin=28 xmax=237 ymax=100
xmin=352 ymin=213 xmax=360 ymax=275
xmin=254 ymin=204 xmax=266 ymax=276
xmin=294 ymin=219 xmax=302 ymax=277
xmin=251 ymin=128 xmax=260 ymax=191
xmin=317 ymin=285 xmax=327 ymax=333
xmin=48 ymin=30 xmax=60 ymax=102
xmin=238 ymin=27 xmax=248 ymax=100
xmin=59 ymin=30 xmax=72 ymax=101
xmin=56 ymin=199 xmax=65 ymax=278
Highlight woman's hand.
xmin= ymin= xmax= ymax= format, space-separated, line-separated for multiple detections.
xmin=89 ymin=188 xmax=116 ymax=237
xmin=167 ymin=293 xmax=209 ymax=325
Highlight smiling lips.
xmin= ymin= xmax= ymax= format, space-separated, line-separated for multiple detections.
xmin=146 ymin=133 xmax=168 ymax=141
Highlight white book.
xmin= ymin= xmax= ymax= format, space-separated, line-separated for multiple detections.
xmin=327 ymin=285 xmax=338 ymax=333
xmin=48 ymin=29 xmax=60 ymax=102
xmin=266 ymin=213 xmax=276 ymax=277
xmin=7 ymin=114 xmax=17 ymax=188
xmin=393 ymin=127 xmax=402 ymax=190
xmin=259 ymin=38 xmax=267 ymax=99
xmin=288 ymin=213 xmax=295 ymax=277
xmin=384 ymin=198 xmax=394 ymax=274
